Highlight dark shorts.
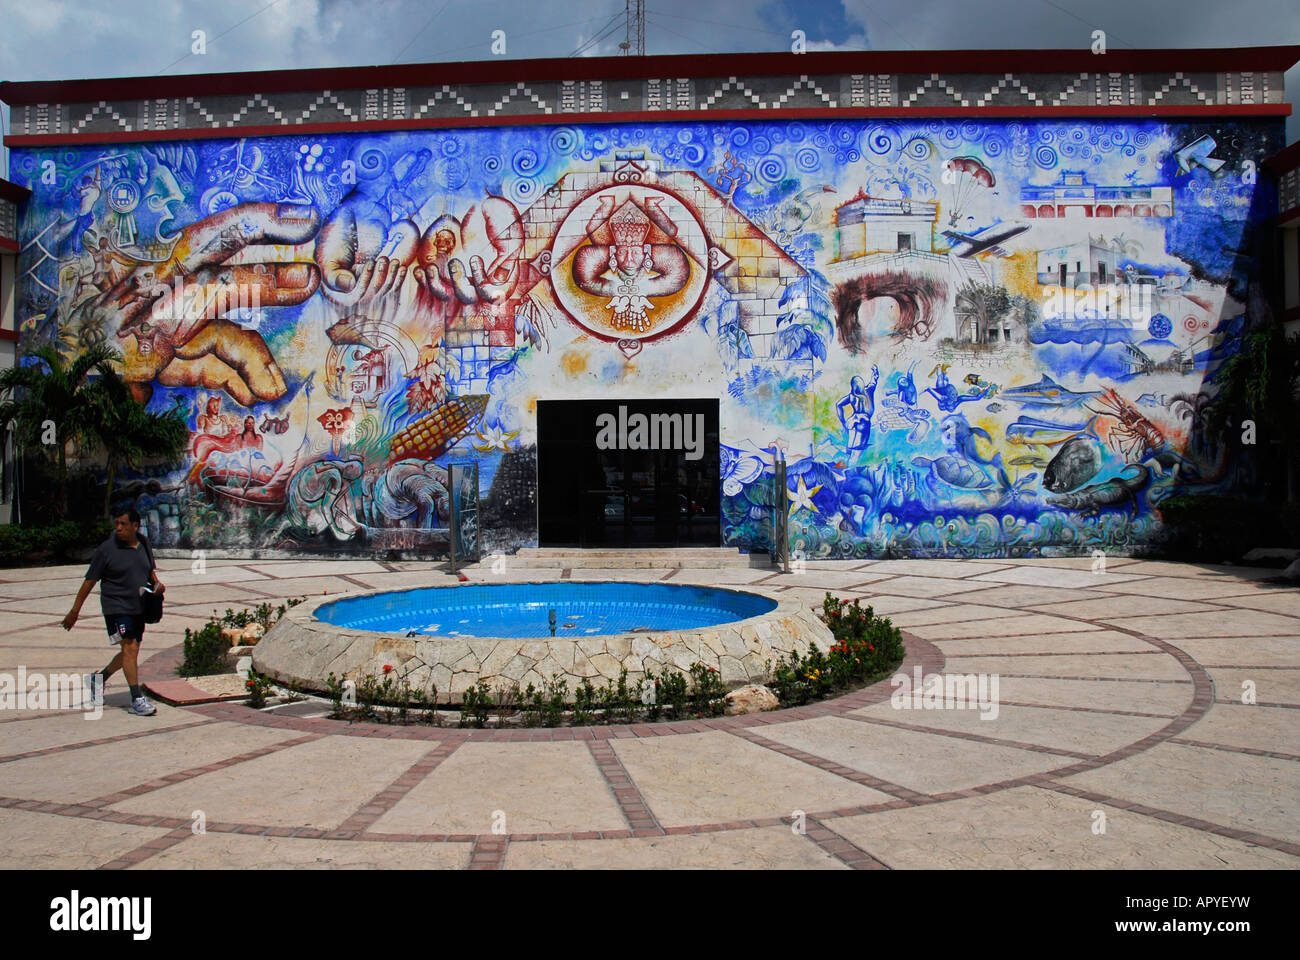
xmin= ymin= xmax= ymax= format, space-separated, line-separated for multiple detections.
xmin=105 ymin=614 xmax=145 ymax=644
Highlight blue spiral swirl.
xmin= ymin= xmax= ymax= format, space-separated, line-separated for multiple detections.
xmin=549 ymin=127 xmax=579 ymax=155
xmin=795 ymin=147 xmax=821 ymax=172
xmin=755 ymin=154 xmax=787 ymax=184
xmin=507 ymin=177 xmax=538 ymax=204
xmin=512 ymin=147 xmax=540 ymax=177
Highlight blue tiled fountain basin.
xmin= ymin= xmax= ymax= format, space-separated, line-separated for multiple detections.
xmin=316 ymin=582 xmax=778 ymax=639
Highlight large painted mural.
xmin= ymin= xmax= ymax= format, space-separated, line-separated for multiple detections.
xmin=8 ymin=116 xmax=1281 ymax=557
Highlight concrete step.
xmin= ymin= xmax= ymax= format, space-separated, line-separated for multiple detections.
xmin=503 ymin=547 xmax=761 ymax=569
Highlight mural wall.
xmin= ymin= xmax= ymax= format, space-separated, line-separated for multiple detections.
xmin=8 ymin=116 xmax=1281 ymax=557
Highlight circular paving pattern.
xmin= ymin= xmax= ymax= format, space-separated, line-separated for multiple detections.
xmin=2 ymin=556 xmax=1297 ymax=869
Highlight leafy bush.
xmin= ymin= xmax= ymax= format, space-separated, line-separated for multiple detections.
xmin=179 ymin=622 xmax=229 ymax=677
xmin=244 ymin=669 xmax=274 ymax=709
xmin=0 ymin=518 xmax=113 ymax=566
xmin=767 ymin=594 xmax=905 ymax=705
xmin=178 ymin=598 xmax=305 ymax=677
xmin=459 ymin=679 xmax=493 ymax=728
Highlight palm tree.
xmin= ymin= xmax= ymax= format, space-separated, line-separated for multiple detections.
xmin=82 ymin=376 xmax=189 ymax=517
xmin=0 ymin=344 xmax=120 ymax=519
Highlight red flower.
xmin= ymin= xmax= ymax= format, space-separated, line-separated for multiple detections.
xmin=383 ymin=664 xmax=393 ymax=674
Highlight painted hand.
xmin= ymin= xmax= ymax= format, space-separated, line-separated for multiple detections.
xmin=90 ymin=202 xmax=321 ymax=407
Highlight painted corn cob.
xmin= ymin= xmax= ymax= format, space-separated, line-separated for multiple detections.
xmin=388 ymin=394 xmax=489 ymax=462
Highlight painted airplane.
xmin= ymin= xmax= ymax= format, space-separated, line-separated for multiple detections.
xmin=1175 ymin=135 xmax=1225 ymax=175
xmin=941 ymin=221 xmax=1030 ymax=258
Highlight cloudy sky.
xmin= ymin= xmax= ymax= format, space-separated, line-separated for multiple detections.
xmin=1 ymin=0 xmax=1298 ymax=174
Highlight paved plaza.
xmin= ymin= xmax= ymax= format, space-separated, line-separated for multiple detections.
xmin=1 ymin=555 xmax=1297 ymax=870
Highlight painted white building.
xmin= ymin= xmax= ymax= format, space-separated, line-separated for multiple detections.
xmin=1021 ymin=170 xmax=1174 ymax=219
xmin=832 ymin=190 xmax=940 ymax=259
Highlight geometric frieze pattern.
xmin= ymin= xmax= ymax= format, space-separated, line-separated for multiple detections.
xmin=10 ymin=70 xmax=1286 ymax=138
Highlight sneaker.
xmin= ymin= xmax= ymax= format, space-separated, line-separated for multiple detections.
xmin=129 ymin=697 xmax=157 ymax=717
xmin=83 ymin=673 xmax=103 ymax=706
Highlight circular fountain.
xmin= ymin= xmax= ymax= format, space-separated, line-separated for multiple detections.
xmin=253 ymin=581 xmax=832 ymax=700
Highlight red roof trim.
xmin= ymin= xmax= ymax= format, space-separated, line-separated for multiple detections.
xmin=1 ymin=46 xmax=1298 ymax=105
xmin=3 ymin=104 xmax=1290 ymax=150
xmin=0 ymin=179 xmax=32 ymax=204
xmin=0 ymin=329 xmax=19 ymax=343
xmin=0 ymin=238 xmax=19 ymax=254
xmin=1264 ymin=139 xmax=1300 ymax=174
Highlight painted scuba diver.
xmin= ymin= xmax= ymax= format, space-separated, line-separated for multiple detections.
xmin=837 ymin=364 xmax=879 ymax=466
xmin=926 ymin=364 xmax=996 ymax=413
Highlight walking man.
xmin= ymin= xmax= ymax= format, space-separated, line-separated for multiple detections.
xmin=62 ymin=509 xmax=165 ymax=716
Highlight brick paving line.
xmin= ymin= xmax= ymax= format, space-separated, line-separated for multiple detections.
xmin=925 ymin=648 xmax=1172 ymax=657
xmin=1167 ymin=737 xmax=1300 ymax=763
xmin=333 ymin=740 xmax=462 ymax=834
xmin=803 ymin=814 xmax=890 ymax=869
xmin=587 ymin=739 xmax=664 ymax=836
xmin=0 ymin=718 xmax=221 ymax=764
xmin=980 ymin=673 xmax=1192 ymax=684
xmin=727 ymin=726 xmax=929 ymax=803
xmin=468 ymin=834 xmax=508 ymax=869
xmin=839 ymin=712 xmax=1097 ymax=760
xmin=97 ymin=825 xmax=195 ymax=870
xmin=0 ymin=641 xmax=104 ymax=649
xmin=1214 ymin=698 xmax=1300 ymax=709
xmin=81 ymin=733 xmax=324 ymax=809
xmin=1035 ymin=781 xmax=1300 ymax=858
xmin=993 ymin=699 xmax=1179 ymax=719
xmin=1197 ymin=663 xmax=1300 ymax=669
xmin=0 ymin=709 xmax=74 ymax=724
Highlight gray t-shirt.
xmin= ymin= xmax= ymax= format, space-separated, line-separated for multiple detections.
xmin=84 ymin=536 xmax=155 ymax=616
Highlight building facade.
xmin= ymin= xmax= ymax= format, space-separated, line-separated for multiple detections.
xmin=0 ymin=47 xmax=1294 ymax=557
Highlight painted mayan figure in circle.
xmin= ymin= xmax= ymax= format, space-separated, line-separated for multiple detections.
xmin=572 ymin=206 xmax=690 ymax=334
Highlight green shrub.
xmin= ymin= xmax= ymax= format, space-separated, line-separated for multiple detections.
xmin=768 ymin=594 xmax=905 ymax=705
xmin=459 ymin=679 xmax=492 ymax=728
xmin=244 ymin=669 xmax=274 ymax=708
xmin=179 ymin=622 xmax=229 ymax=677
xmin=0 ymin=518 xmax=113 ymax=566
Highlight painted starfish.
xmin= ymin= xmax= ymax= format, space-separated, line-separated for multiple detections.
xmin=788 ymin=476 xmax=822 ymax=514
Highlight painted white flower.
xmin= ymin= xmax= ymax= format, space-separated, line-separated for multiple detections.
xmin=472 ymin=422 xmax=520 ymax=452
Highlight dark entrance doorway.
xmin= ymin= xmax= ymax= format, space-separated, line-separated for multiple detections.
xmin=538 ymin=399 xmax=720 ymax=547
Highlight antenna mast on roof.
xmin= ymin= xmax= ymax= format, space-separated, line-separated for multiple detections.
xmin=619 ymin=0 xmax=645 ymax=56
